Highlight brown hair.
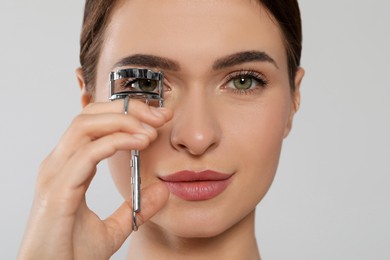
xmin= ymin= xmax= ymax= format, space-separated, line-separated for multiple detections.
xmin=79 ymin=0 xmax=302 ymax=93
xmin=80 ymin=0 xmax=119 ymax=93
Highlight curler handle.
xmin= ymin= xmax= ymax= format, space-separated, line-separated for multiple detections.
xmin=131 ymin=150 xmax=141 ymax=231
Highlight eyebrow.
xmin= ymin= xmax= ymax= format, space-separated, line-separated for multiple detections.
xmin=112 ymin=50 xmax=278 ymax=72
xmin=212 ymin=51 xmax=279 ymax=70
xmin=112 ymin=54 xmax=180 ymax=71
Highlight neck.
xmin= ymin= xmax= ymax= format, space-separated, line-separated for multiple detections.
xmin=127 ymin=210 xmax=261 ymax=260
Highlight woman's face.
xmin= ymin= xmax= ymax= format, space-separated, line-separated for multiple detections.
xmin=91 ymin=0 xmax=302 ymax=237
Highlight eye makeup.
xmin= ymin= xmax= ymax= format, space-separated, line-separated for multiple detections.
xmin=222 ymin=69 xmax=269 ymax=95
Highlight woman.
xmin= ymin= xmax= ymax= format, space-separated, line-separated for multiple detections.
xmin=19 ymin=0 xmax=304 ymax=259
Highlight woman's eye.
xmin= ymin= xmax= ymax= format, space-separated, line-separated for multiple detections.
xmin=232 ymin=76 xmax=254 ymax=90
xmin=121 ymin=79 xmax=158 ymax=92
xmin=123 ymin=79 xmax=158 ymax=92
xmin=226 ymin=74 xmax=267 ymax=91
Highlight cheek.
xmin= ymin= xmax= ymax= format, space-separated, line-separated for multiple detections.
xmin=225 ymin=92 xmax=291 ymax=201
xmin=94 ymin=85 xmax=109 ymax=102
xmin=108 ymin=151 xmax=132 ymax=199
xmin=225 ymin=94 xmax=290 ymax=160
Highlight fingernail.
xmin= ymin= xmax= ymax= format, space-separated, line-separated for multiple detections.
xmin=141 ymin=123 xmax=155 ymax=134
xmin=133 ymin=134 xmax=148 ymax=140
xmin=150 ymin=106 xmax=164 ymax=118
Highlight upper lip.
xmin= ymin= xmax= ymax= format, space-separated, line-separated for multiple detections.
xmin=159 ymin=170 xmax=233 ymax=182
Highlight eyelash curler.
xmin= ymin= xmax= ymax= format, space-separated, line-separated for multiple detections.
xmin=109 ymin=68 xmax=164 ymax=231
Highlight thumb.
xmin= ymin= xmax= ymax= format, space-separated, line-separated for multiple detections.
xmin=103 ymin=182 xmax=169 ymax=252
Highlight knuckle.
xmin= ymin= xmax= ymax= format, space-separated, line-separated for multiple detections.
xmin=70 ymin=114 xmax=90 ymax=133
xmin=81 ymin=102 xmax=95 ymax=114
xmin=37 ymin=154 xmax=57 ymax=186
xmin=71 ymin=114 xmax=87 ymax=127
xmin=82 ymin=139 xmax=114 ymax=164
xmin=77 ymin=144 xmax=98 ymax=164
xmin=38 ymin=156 xmax=50 ymax=173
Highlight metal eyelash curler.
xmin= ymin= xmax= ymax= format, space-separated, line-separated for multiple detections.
xmin=109 ymin=68 xmax=164 ymax=231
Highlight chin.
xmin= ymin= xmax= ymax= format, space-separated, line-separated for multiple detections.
xmin=150 ymin=219 xmax=234 ymax=239
xmin=148 ymin=198 xmax=250 ymax=239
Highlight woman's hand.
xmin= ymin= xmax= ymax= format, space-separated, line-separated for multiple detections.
xmin=18 ymin=100 xmax=172 ymax=260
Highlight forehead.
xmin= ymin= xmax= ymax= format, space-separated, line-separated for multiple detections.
xmin=97 ymin=0 xmax=287 ymax=86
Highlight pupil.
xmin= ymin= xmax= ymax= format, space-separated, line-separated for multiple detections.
xmin=140 ymin=79 xmax=157 ymax=91
xmin=234 ymin=77 xmax=252 ymax=89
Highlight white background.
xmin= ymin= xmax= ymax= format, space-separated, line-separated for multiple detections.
xmin=0 ymin=1 xmax=389 ymax=259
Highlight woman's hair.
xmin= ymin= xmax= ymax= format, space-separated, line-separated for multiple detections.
xmin=80 ymin=0 xmax=302 ymax=93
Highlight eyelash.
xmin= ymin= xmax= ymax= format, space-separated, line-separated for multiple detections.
xmin=119 ymin=70 xmax=268 ymax=96
xmin=120 ymin=79 xmax=137 ymax=89
xmin=222 ymin=70 xmax=269 ymax=95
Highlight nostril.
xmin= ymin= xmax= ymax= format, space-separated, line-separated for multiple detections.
xmin=177 ymin=144 xmax=187 ymax=150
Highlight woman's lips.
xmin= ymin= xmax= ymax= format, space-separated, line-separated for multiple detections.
xmin=159 ymin=170 xmax=233 ymax=201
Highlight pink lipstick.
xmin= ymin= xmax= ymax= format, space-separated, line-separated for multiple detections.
xmin=159 ymin=170 xmax=233 ymax=201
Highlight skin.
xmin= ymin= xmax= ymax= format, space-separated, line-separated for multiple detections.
xmin=18 ymin=0 xmax=304 ymax=259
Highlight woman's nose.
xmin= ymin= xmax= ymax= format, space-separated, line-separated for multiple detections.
xmin=170 ymin=92 xmax=221 ymax=156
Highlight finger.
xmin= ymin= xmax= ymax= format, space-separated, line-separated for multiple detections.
xmin=50 ymin=101 xmax=172 ymax=168
xmin=42 ymin=100 xmax=173 ymax=176
xmin=50 ymin=110 xmax=169 ymax=174
xmin=37 ymin=131 xmax=154 ymax=218
xmin=104 ymin=182 xmax=169 ymax=253
xmin=82 ymin=99 xmax=173 ymax=122
xmin=54 ymin=113 xmax=159 ymax=159
xmin=54 ymin=132 xmax=152 ymax=190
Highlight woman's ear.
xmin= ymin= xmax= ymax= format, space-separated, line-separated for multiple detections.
xmin=284 ymin=67 xmax=305 ymax=138
xmin=76 ymin=67 xmax=92 ymax=108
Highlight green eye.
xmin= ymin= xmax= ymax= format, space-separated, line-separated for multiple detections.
xmin=224 ymin=71 xmax=268 ymax=96
xmin=137 ymin=79 xmax=158 ymax=92
xmin=233 ymin=77 xmax=253 ymax=90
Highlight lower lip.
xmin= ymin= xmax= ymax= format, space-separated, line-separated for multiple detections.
xmin=163 ymin=179 xmax=231 ymax=201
